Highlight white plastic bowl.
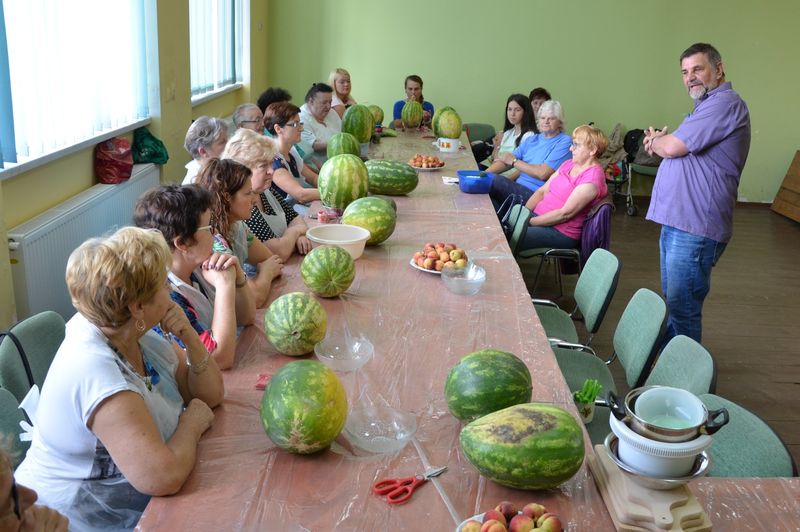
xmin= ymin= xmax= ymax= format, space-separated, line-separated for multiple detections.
xmin=306 ymin=224 xmax=370 ymax=260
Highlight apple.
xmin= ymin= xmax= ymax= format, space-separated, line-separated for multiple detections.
xmin=415 ymin=257 xmax=425 ymax=267
xmin=439 ymin=252 xmax=450 ymax=262
xmin=413 ymin=251 xmax=423 ymax=260
xmin=426 ymin=250 xmax=438 ymax=259
xmin=461 ymin=520 xmax=483 ymax=532
xmin=480 ymin=520 xmax=507 ymax=532
xmin=434 ymin=260 xmax=444 ymax=271
xmin=449 ymin=249 xmax=463 ymax=261
xmin=536 ymin=513 xmax=562 ymax=532
xmin=494 ymin=501 xmax=518 ymax=523
xmin=482 ymin=510 xmax=507 ymax=527
xmin=455 ymin=258 xmax=467 ymax=268
xmin=443 ymin=260 xmax=455 ymax=269
xmin=508 ymin=514 xmax=535 ymax=532
xmin=521 ymin=503 xmax=547 ymax=521
xmin=422 ymin=257 xmax=435 ymax=270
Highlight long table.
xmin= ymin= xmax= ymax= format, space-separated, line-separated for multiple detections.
xmin=138 ymin=130 xmax=800 ymax=531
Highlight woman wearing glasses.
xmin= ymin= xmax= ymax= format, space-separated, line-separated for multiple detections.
xmin=263 ymin=102 xmax=320 ymax=209
xmin=134 ymin=185 xmax=255 ymax=370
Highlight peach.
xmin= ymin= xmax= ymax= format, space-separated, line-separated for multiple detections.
xmin=422 ymin=257 xmax=435 ymax=270
xmin=480 ymin=519 xmax=507 ymax=532
xmin=415 ymin=257 xmax=425 ymax=267
xmin=434 ymin=260 xmax=444 ymax=271
xmin=536 ymin=513 xmax=562 ymax=532
xmin=443 ymin=244 xmax=455 ymax=252
xmin=437 ymin=242 xmax=446 ymax=249
xmin=494 ymin=501 xmax=518 ymax=523
xmin=521 ymin=503 xmax=547 ymax=521
xmin=426 ymin=250 xmax=438 ymax=259
xmin=413 ymin=251 xmax=423 ymax=260
xmin=439 ymin=252 xmax=450 ymax=263
xmin=443 ymin=260 xmax=455 ymax=268
xmin=482 ymin=510 xmax=507 ymax=527
xmin=508 ymin=514 xmax=535 ymax=532
xmin=461 ymin=520 xmax=483 ymax=532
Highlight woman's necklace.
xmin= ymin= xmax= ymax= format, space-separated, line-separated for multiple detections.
xmin=107 ymin=341 xmax=161 ymax=392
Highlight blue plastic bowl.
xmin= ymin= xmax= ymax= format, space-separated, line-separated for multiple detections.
xmin=457 ymin=170 xmax=494 ymax=194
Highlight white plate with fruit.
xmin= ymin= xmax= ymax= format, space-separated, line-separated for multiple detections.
xmin=409 ymin=153 xmax=445 ymax=171
xmin=456 ymin=500 xmax=562 ymax=532
xmin=410 ymin=243 xmax=468 ymax=274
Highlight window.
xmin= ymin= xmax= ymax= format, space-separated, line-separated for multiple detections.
xmin=189 ymin=0 xmax=243 ymax=100
xmin=0 ymin=0 xmax=151 ymax=171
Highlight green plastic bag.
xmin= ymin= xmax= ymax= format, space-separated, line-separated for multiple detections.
xmin=132 ymin=127 xmax=169 ymax=164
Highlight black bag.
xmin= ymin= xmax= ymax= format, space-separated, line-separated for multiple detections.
xmin=623 ymin=129 xmax=644 ymax=163
xmin=132 ymin=127 xmax=169 ymax=165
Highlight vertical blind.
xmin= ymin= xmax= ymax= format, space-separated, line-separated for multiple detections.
xmin=0 ymin=0 xmax=149 ymax=168
xmin=189 ymin=0 xmax=243 ymax=97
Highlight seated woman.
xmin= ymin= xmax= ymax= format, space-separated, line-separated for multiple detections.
xmin=232 ymin=103 xmax=264 ymax=133
xmin=256 ymin=86 xmax=316 ymax=170
xmin=263 ymin=102 xmax=321 ymax=205
xmin=518 ymin=125 xmax=609 ymax=252
xmin=329 ymin=68 xmax=356 ymax=119
xmin=14 ymin=227 xmax=224 ymax=530
xmin=477 ymin=93 xmax=537 ymax=172
xmin=298 ymin=83 xmax=342 ymax=167
xmin=181 ymin=116 xmax=229 ymax=185
xmin=133 ymin=185 xmax=256 ymax=370
xmin=392 ymin=75 xmax=434 ymax=129
xmin=196 ymin=159 xmax=284 ymax=308
xmin=486 ymin=100 xmax=573 ymax=210
xmin=2 ymin=449 xmax=69 ymax=531
xmin=528 ymin=87 xmax=552 ymax=133
xmin=222 ymin=129 xmax=312 ymax=261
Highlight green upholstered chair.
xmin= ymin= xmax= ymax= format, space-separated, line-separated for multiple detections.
xmin=553 ymin=288 xmax=666 ymax=444
xmin=644 ymin=335 xmax=716 ymax=395
xmin=533 ymin=248 xmax=620 ymax=346
xmin=507 ymin=205 xmax=531 ymax=255
xmin=0 ymin=388 xmax=29 ymax=469
xmin=464 ymin=123 xmax=495 ymax=144
xmin=699 ymin=394 xmax=797 ymax=478
xmin=0 ymin=311 xmax=65 ymax=403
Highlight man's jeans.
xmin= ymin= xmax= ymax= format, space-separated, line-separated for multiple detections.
xmin=660 ymin=225 xmax=727 ymax=344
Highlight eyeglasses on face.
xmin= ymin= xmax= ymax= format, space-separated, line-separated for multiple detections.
xmin=284 ymin=121 xmax=304 ymax=128
xmin=240 ymin=120 xmax=262 ymax=125
xmin=196 ymin=224 xmax=213 ymax=232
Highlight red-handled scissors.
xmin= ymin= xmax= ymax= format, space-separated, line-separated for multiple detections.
xmin=372 ymin=466 xmax=447 ymax=504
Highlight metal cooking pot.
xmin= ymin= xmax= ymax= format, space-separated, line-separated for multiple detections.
xmin=606 ymin=386 xmax=729 ymax=443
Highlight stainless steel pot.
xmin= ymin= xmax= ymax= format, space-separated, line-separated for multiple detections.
xmin=607 ymin=386 xmax=729 ymax=443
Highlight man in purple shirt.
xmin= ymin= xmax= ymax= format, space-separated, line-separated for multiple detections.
xmin=644 ymin=43 xmax=751 ymax=343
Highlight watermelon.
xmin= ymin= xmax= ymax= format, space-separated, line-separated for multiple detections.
xmin=367 ymin=104 xmax=384 ymax=126
xmin=327 ymin=132 xmax=360 ymax=158
xmin=372 ymin=195 xmax=397 ymax=212
xmin=300 ymin=245 xmax=356 ymax=297
xmin=381 ymin=129 xmax=398 ymax=138
xmin=341 ymin=104 xmax=375 ymax=144
xmin=364 ymin=160 xmax=419 ymax=196
xmin=445 ymin=349 xmax=532 ymax=422
xmin=341 ymin=197 xmax=397 ymax=246
xmin=317 ymin=154 xmax=370 ymax=210
xmin=264 ymin=292 xmax=327 ymax=355
xmin=401 ymin=101 xmax=423 ymax=128
xmin=459 ymin=403 xmax=585 ymax=490
xmin=260 ymin=360 xmax=348 ymax=454
xmin=432 ymin=106 xmax=463 ymax=139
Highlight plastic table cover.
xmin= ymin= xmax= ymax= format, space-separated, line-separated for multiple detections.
xmin=137 ymin=130 xmax=800 ymax=531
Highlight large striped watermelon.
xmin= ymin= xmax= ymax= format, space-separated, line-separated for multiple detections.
xmin=264 ymin=292 xmax=327 ymax=355
xmin=432 ymin=106 xmax=462 ymax=139
xmin=341 ymin=104 xmax=375 ymax=144
xmin=317 ymin=154 xmax=370 ymax=210
xmin=260 ymin=360 xmax=347 ymax=454
xmin=300 ymin=245 xmax=356 ymax=297
xmin=327 ymin=132 xmax=360 ymax=158
xmin=401 ymin=101 xmax=423 ymax=128
xmin=341 ymin=197 xmax=397 ymax=246
xmin=445 ymin=349 xmax=532 ymax=422
xmin=367 ymin=104 xmax=384 ymax=126
xmin=364 ymin=160 xmax=418 ymax=195
xmin=459 ymin=403 xmax=585 ymax=489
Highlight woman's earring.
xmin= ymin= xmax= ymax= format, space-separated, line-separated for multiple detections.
xmin=135 ymin=319 xmax=146 ymax=332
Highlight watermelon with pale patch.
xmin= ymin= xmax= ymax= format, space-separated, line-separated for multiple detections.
xmin=367 ymin=104 xmax=384 ymax=126
xmin=401 ymin=101 xmax=423 ymax=128
xmin=341 ymin=197 xmax=397 ymax=246
xmin=327 ymin=132 xmax=360 ymax=158
xmin=264 ymin=292 xmax=327 ymax=355
xmin=342 ymin=104 xmax=375 ymax=144
xmin=364 ymin=159 xmax=418 ymax=196
xmin=300 ymin=245 xmax=356 ymax=297
xmin=460 ymin=403 xmax=585 ymax=489
xmin=260 ymin=360 xmax=347 ymax=454
xmin=432 ymin=106 xmax=463 ymax=139
xmin=317 ymin=154 xmax=370 ymax=210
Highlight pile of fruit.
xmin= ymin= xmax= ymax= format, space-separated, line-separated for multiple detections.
xmin=461 ymin=500 xmax=562 ymax=532
xmin=408 ymin=153 xmax=444 ymax=169
xmin=412 ymin=242 xmax=467 ymax=272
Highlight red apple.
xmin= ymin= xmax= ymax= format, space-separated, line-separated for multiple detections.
xmin=461 ymin=520 xmax=483 ymax=532
xmin=482 ymin=510 xmax=507 ymax=527
xmin=494 ymin=501 xmax=518 ymax=523
xmin=480 ymin=519 xmax=507 ymax=532
xmin=422 ymin=257 xmax=435 ymax=270
xmin=521 ymin=503 xmax=547 ymax=520
xmin=426 ymin=250 xmax=438 ymax=259
xmin=508 ymin=514 xmax=535 ymax=532
xmin=536 ymin=513 xmax=562 ymax=532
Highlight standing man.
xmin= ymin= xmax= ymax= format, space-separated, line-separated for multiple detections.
xmin=644 ymin=43 xmax=751 ymax=343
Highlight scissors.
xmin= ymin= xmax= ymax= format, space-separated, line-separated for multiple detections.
xmin=372 ymin=466 xmax=448 ymax=504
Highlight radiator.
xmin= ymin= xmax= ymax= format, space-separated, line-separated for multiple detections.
xmin=7 ymin=163 xmax=160 ymax=321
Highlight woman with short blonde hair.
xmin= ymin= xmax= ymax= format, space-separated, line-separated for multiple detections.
xmin=15 ymin=226 xmax=224 ymax=530
xmin=328 ymin=68 xmax=356 ymax=118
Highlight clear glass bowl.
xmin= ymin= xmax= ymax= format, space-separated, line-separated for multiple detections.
xmin=343 ymin=405 xmax=417 ymax=454
xmin=441 ymin=261 xmax=486 ymax=295
xmin=314 ymin=334 xmax=374 ymax=372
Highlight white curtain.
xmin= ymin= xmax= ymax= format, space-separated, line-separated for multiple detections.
xmin=3 ymin=0 xmax=149 ymax=160
xmin=189 ymin=0 xmax=242 ymax=96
